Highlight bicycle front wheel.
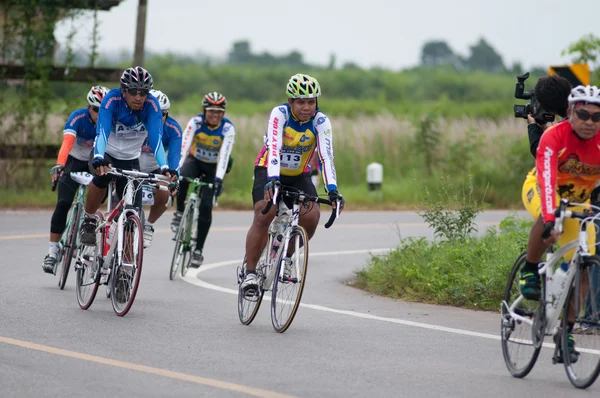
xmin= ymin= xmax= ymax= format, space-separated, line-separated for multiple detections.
xmin=562 ymin=256 xmax=600 ymax=389
xmin=271 ymin=226 xmax=309 ymax=333
xmin=75 ymin=243 xmax=101 ymax=310
xmin=501 ymin=251 xmax=543 ymax=378
xmin=238 ymin=250 xmax=266 ymax=325
xmin=169 ymin=200 xmax=194 ymax=280
xmin=110 ymin=213 xmax=144 ymax=316
xmin=58 ymin=203 xmax=81 ymax=290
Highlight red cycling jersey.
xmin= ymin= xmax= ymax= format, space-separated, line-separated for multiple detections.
xmin=537 ymin=120 xmax=600 ymax=222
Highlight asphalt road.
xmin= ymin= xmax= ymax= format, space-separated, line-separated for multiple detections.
xmin=0 ymin=209 xmax=598 ymax=397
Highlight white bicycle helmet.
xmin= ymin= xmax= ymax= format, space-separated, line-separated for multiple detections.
xmin=87 ymin=86 xmax=109 ymax=107
xmin=568 ymin=85 xmax=600 ymax=105
xmin=150 ymin=89 xmax=171 ymax=111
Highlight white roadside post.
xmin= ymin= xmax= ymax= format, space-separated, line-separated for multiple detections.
xmin=366 ymin=162 xmax=383 ymax=199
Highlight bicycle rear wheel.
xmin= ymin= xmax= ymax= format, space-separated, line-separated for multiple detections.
xmin=271 ymin=226 xmax=309 ymax=333
xmin=238 ymin=249 xmax=267 ymax=325
xmin=501 ymin=251 xmax=543 ymax=378
xmin=58 ymin=203 xmax=81 ymax=290
xmin=170 ymin=199 xmax=194 ymax=280
xmin=562 ymin=256 xmax=600 ymax=389
xmin=110 ymin=213 xmax=144 ymax=316
xmin=75 ymin=243 xmax=101 ymax=310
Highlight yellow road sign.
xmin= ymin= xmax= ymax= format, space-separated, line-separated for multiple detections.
xmin=549 ymin=64 xmax=590 ymax=86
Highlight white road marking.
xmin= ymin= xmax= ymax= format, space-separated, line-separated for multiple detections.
xmin=183 ymin=248 xmax=503 ymax=340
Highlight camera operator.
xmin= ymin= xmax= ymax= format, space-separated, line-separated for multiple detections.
xmin=526 ymin=75 xmax=572 ymax=158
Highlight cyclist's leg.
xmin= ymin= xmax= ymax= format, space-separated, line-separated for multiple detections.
xmin=45 ymin=157 xmax=81 ymax=271
xmin=245 ymin=167 xmax=276 ymax=273
xmin=146 ymin=166 xmax=169 ymax=223
xmin=193 ymin=162 xmax=217 ymax=259
xmin=176 ymin=156 xmax=198 ymax=212
xmin=172 ymin=156 xmax=197 ymax=230
xmin=80 ymin=154 xmax=113 ymax=244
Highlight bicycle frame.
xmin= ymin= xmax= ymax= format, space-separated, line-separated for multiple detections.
xmin=60 ymin=172 xmax=93 ymax=250
xmin=503 ymin=200 xmax=600 ymax=337
xmin=101 ymin=169 xmax=170 ymax=269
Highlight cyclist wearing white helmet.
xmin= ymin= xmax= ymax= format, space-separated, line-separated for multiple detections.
xmin=138 ymin=89 xmax=183 ymax=248
xmin=171 ymin=91 xmax=236 ymax=267
xmin=240 ymin=73 xmax=345 ymax=292
xmin=42 ymin=85 xmax=109 ymax=273
xmin=79 ymin=66 xmax=177 ymax=247
xmin=517 ymin=85 xmax=600 ymax=363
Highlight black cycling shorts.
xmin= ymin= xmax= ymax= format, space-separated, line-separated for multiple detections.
xmin=251 ymin=166 xmax=318 ymax=206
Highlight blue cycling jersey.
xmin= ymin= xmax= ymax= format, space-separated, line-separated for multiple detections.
xmin=94 ymin=88 xmax=167 ymax=168
xmin=140 ymin=115 xmax=183 ymax=172
xmin=63 ymin=108 xmax=97 ymax=161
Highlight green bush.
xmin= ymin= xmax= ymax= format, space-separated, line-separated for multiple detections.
xmin=354 ymin=215 xmax=532 ymax=310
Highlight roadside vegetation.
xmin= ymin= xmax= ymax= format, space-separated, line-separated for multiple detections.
xmin=353 ymin=177 xmax=532 ymax=311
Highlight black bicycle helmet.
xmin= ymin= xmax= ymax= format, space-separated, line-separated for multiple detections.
xmin=120 ymin=66 xmax=153 ymax=90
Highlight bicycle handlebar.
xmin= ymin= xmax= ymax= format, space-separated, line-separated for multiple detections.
xmin=260 ymin=185 xmax=339 ymax=229
xmin=553 ymin=198 xmax=600 ymax=234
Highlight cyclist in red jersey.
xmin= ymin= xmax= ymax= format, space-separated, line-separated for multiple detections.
xmin=519 ymin=85 xmax=600 ymax=362
xmin=521 ymin=85 xmax=600 ymax=300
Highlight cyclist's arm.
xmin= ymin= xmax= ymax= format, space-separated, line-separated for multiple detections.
xmin=266 ymin=107 xmax=286 ymax=180
xmin=94 ymin=92 xmax=120 ymax=160
xmin=536 ymin=129 xmax=559 ymax=223
xmin=144 ymin=96 xmax=168 ymax=169
xmin=528 ymin=123 xmax=543 ymax=158
xmin=215 ymin=122 xmax=235 ymax=180
xmin=58 ymin=110 xmax=82 ymax=165
xmin=179 ymin=115 xmax=201 ymax=169
xmin=165 ymin=118 xmax=183 ymax=172
xmin=314 ymin=112 xmax=338 ymax=192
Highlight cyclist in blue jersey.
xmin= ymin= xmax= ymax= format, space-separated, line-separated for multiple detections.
xmin=79 ymin=66 xmax=178 ymax=245
xmin=42 ymin=86 xmax=109 ymax=273
xmin=139 ymin=89 xmax=182 ymax=248
xmin=170 ymin=92 xmax=235 ymax=267
xmin=241 ymin=74 xmax=345 ymax=292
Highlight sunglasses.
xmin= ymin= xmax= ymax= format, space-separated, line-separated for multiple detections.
xmin=90 ymin=106 xmax=99 ymax=112
xmin=125 ymin=88 xmax=149 ymax=97
xmin=575 ymin=109 xmax=600 ymax=122
xmin=162 ymin=111 xmax=168 ymax=117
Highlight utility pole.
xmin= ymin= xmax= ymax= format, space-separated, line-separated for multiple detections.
xmin=133 ymin=0 xmax=147 ymax=66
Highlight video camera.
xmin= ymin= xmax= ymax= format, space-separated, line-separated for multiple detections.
xmin=513 ymin=72 xmax=555 ymax=125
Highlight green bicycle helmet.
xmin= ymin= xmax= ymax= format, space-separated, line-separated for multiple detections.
xmin=286 ymin=74 xmax=321 ymax=99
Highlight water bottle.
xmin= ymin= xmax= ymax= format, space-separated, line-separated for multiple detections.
xmin=550 ymin=265 xmax=569 ymax=302
xmin=270 ymin=234 xmax=283 ymax=261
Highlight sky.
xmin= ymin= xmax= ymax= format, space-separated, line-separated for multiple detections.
xmin=54 ymin=0 xmax=600 ymax=71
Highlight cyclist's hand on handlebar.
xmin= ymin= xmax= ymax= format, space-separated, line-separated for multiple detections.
xmin=263 ymin=178 xmax=280 ymax=202
xmin=91 ymin=157 xmax=112 ymax=176
xmin=213 ymin=179 xmax=224 ymax=198
xmin=161 ymin=168 xmax=179 ymax=182
xmin=541 ymin=221 xmax=561 ymax=245
xmin=328 ymin=190 xmax=345 ymax=213
xmin=50 ymin=164 xmax=64 ymax=183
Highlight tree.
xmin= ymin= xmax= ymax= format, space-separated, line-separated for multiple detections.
xmin=465 ymin=38 xmax=505 ymax=72
xmin=227 ymin=40 xmax=252 ymax=64
xmin=562 ymin=34 xmax=600 ymax=83
xmin=420 ymin=40 xmax=456 ymax=67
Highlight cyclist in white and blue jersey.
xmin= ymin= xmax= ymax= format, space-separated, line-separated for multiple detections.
xmin=139 ymin=89 xmax=182 ymax=248
xmin=79 ymin=66 xmax=178 ymax=245
xmin=42 ymin=86 xmax=109 ymax=273
xmin=170 ymin=92 xmax=235 ymax=267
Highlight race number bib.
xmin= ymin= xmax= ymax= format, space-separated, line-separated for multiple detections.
xmin=280 ymin=151 xmax=301 ymax=170
xmin=141 ymin=184 xmax=154 ymax=206
xmin=195 ymin=148 xmax=219 ymax=163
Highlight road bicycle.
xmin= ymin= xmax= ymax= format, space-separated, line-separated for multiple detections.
xmin=169 ymin=176 xmax=213 ymax=280
xmin=501 ymin=199 xmax=600 ymax=389
xmin=74 ymin=168 xmax=172 ymax=316
xmin=51 ymin=172 xmax=94 ymax=290
xmin=237 ymin=183 xmax=340 ymax=333
xmin=51 ymin=172 xmax=94 ymax=289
